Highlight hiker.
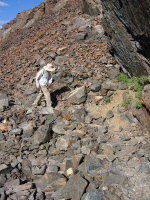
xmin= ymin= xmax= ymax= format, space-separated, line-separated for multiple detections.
xmin=33 ymin=63 xmax=56 ymax=107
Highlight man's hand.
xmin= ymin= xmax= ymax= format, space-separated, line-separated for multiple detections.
xmin=37 ymin=87 xmax=40 ymax=90
xmin=48 ymin=83 xmax=51 ymax=87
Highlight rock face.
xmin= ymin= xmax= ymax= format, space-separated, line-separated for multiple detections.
xmin=101 ymin=0 xmax=150 ymax=76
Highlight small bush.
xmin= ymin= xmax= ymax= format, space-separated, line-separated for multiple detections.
xmin=104 ymin=96 xmax=110 ymax=104
xmin=135 ymin=92 xmax=141 ymax=98
xmin=135 ymin=100 xmax=142 ymax=108
xmin=116 ymin=73 xmax=149 ymax=108
xmin=116 ymin=73 xmax=129 ymax=83
xmin=122 ymin=97 xmax=132 ymax=106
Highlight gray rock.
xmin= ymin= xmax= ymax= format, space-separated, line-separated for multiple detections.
xmin=67 ymin=86 xmax=87 ymax=104
xmin=32 ymin=165 xmax=46 ymax=175
xmin=81 ymin=189 xmax=104 ymax=200
xmin=32 ymin=124 xmax=51 ymax=145
xmin=0 ymin=92 xmax=9 ymax=111
xmin=22 ymin=159 xmax=33 ymax=179
xmin=71 ymin=17 xmax=86 ymax=27
xmin=89 ymin=81 xmax=101 ymax=92
xmin=0 ymin=164 xmax=12 ymax=174
xmin=106 ymin=110 xmax=114 ymax=119
xmin=52 ymin=173 xmax=88 ymax=200
xmin=103 ymin=173 xmax=128 ymax=188
xmin=0 ymin=174 xmax=6 ymax=187
xmin=38 ymin=106 xmax=54 ymax=115
xmin=9 ymin=128 xmax=22 ymax=135
xmin=55 ymin=136 xmax=70 ymax=151
xmin=78 ymin=156 xmax=103 ymax=172
xmin=81 ymin=0 xmax=100 ymax=16
xmin=76 ymin=32 xmax=87 ymax=41
xmin=52 ymin=118 xmax=69 ymax=135
xmin=23 ymin=85 xmax=36 ymax=95
xmin=79 ymin=23 xmax=91 ymax=32
xmin=102 ymin=79 xmax=118 ymax=90
xmin=72 ymin=107 xmax=86 ymax=123
xmin=55 ymin=56 xmax=66 ymax=66
xmin=33 ymin=173 xmax=67 ymax=192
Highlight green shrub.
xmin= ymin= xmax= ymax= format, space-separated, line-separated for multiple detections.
xmin=135 ymin=100 xmax=142 ymax=108
xmin=116 ymin=73 xmax=149 ymax=108
xmin=122 ymin=97 xmax=132 ymax=106
xmin=104 ymin=96 xmax=110 ymax=104
xmin=116 ymin=73 xmax=129 ymax=83
xmin=135 ymin=92 xmax=141 ymax=98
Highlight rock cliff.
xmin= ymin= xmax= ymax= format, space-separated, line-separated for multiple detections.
xmin=100 ymin=0 xmax=150 ymax=76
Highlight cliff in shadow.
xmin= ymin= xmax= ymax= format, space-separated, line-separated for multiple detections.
xmin=100 ymin=0 xmax=150 ymax=77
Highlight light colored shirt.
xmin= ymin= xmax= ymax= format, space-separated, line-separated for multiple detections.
xmin=35 ymin=68 xmax=52 ymax=88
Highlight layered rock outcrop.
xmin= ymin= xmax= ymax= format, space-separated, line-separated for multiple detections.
xmin=101 ymin=0 xmax=150 ymax=76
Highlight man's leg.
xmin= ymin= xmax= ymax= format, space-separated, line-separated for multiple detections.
xmin=33 ymin=90 xmax=43 ymax=106
xmin=41 ymin=85 xmax=52 ymax=107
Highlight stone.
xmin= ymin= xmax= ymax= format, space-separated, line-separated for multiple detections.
xmin=55 ymin=56 xmax=66 ymax=66
xmin=103 ymin=173 xmax=128 ymax=188
xmin=102 ymin=80 xmax=118 ymax=90
xmin=52 ymin=173 xmax=88 ymax=200
xmin=32 ymin=165 xmax=46 ymax=175
xmin=79 ymin=23 xmax=91 ymax=32
xmin=72 ymin=107 xmax=86 ymax=123
xmin=100 ymin=144 xmax=115 ymax=161
xmin=0 ymin=174 xmax=6 ymax=187
xmin=32 ymin=124 xmax=51 ymax=145
xmin=21 ymin=159 xmax=33 ymax=179
xmin=81 ymin=189 xmax=104 ymax=200
xmin=38 ymin=106 xmax=54 ymax=115
xmin=81 ymin=0 xmax=101 ymax=16
xmin=106 ymin=110 xmax=114 ymax=119
xmin=56 ymin=46 xmax=68 ymax=56
xmin=67 ymin=86 xmax=87 ymax=104
xmin=76 ymin=32 xmax=88 ymax=41
xmin=33 ymin=173 xmax=66 ymax=192
xmin=55 ymin=136 xmax=70 ymax=151
xmin=78 ymin=156 xmax=103 ymax=172
xmin=0 ymin=164 xmax=12 ymax=174
xmin=23 ymin=85 xmax=36 ymax=95
xmin=89 ymin=81 xmax=101 ymax=92
xmin=9 ymin=128 xmax=22 ymax=135
xmin=52 ymin=118 xmax=69 ymax=135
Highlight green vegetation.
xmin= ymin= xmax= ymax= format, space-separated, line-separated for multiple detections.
xmin=116 ymin=73 xmax=129 ymax=83
xmin=135 ymin=100 xmax=142 ymax=108
xmin=116 ymin=73 xmax=149 ymax=108
xmin=104 ymin=96 xmax=110 ymax=104
xmin=122 ymin=97 xmax=132 ymax=106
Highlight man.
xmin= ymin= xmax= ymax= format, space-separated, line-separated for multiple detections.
xmin=33 ymin=63 xmax=56 ymax=107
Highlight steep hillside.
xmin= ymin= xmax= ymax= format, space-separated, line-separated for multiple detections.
xmin=0 ymin=0 xmax=150 ymax=200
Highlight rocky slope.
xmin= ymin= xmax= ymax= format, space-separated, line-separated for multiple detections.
xmin=0 ymin=0 xmax=150 ymax=199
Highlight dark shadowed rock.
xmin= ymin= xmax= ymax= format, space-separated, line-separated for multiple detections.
xmin=0 ymin=92 xmax=9 ymax=111
xmin=101 ymin=0 xmax=150 ymax=76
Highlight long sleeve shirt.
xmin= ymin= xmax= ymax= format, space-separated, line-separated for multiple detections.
xmin=35 ymin=68 xmax=53 ymax=88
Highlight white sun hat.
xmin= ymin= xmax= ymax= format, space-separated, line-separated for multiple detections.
xmin=43 ymin=63 xmax=56 ymax=72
